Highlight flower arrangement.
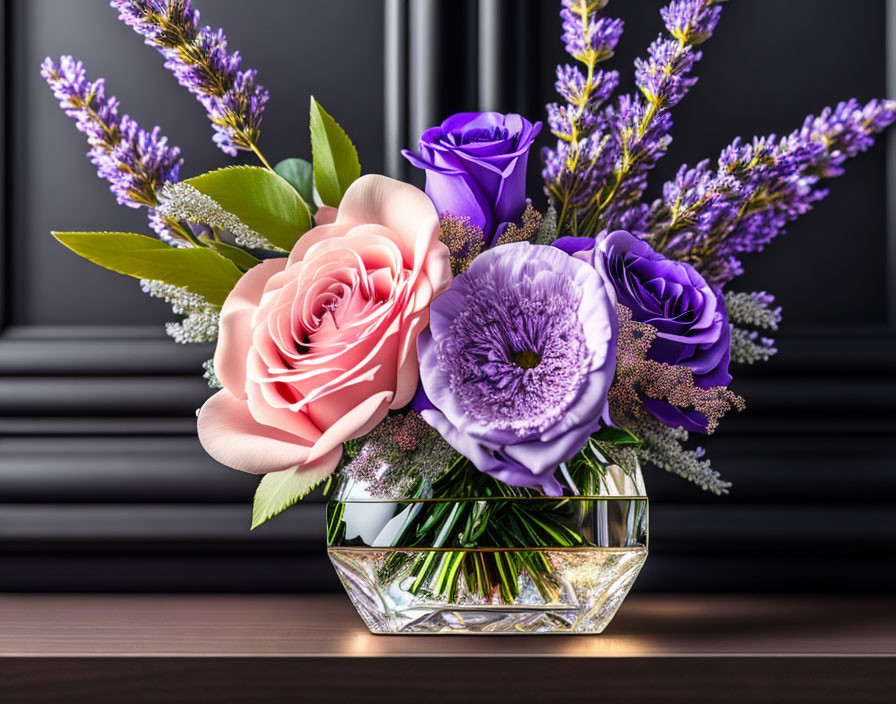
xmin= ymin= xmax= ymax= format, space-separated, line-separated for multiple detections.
xmin=45 ymin=0 xmax=894 ymax=631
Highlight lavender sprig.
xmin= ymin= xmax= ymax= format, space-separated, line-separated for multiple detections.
xmin=633 ymin=416 xmax=731 ymax=494
xmin=111 ymin=0 xmax=270 ymax=162
xmin=597 ymin=0 xmax=724 ymax=233
xmin=545 ymin=0 xmax=724 ymax=238
xmin=543 ymin=0 xmax=623 ymax=236
xmin=726 ymin=291 xmax=781 ymax=364
xmin=41 ymin=55 xmax=186 ymax=245
xmin=651 ymin=98 xmax=896 ymax=284
xmin=730 ymin=326 xmax=777 ymax=365
xmin=725 ymin=290 xmax=781 ymax=331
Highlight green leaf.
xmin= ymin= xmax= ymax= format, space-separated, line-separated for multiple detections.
xmin=199 ymin=237 xmax=262 ymax=271
xmin=186 ymin=166 xmax=312 ymax=251
xmin=52 ymin=231 xmax=242 ymax=305
xmin=592 ymin=425 xmax=642 ymax=447
xmin=310 ymin=97 xmax=360 ymax=207
xmin=274 ymin=157 xmax=317 ymax=215
xmin=251 ymin=467 xmax=330 ymax=529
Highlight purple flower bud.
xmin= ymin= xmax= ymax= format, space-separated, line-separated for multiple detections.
xmin=561 ymin=9 xmax=623 ymax=63
xmin=111 ymin=0 xmax=268 ymax=156
xmin=653 ymin=98 xmax=896 ymax=284
xmin=634 ymin=39 xmax=699 ymax=107
xmin=660 ymin=0 xmax=722 ymax=44
xmin=403 ymin=112 xmax=542 ymax=245
xmin=41 ymin=55 xmax=184 ymax=244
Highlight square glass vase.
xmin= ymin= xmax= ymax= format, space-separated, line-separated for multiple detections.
xmin=326 ymin=455 xmax=648 ymax=635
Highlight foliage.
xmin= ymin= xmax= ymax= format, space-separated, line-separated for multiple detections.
xmin=274 ymin=158 xmax=318 ymax=215
xmin=185 ymin=166 xmax=312 ymax=251
xmin=310 ymin=97 xmax=361 ymax=207
xmin=252 ymin=466 xmax=331 ymax=530
xmin=52 ymin=231 xmax=242 ymax=305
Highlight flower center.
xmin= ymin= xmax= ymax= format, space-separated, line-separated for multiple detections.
xmin=436 ymin=264 xmax=590 ymax=437
xmin=510 ymin=349 xmax=541 ymax=369
xmin=461 ymin=126 xmax=509 ymax=144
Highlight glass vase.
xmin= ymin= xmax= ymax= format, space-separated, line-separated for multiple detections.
xmin=326 ymin=446 xmax=648 ymax=634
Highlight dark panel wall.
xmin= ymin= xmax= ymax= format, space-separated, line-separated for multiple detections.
xmin=1 ymin=0 xmax=894 ymax=593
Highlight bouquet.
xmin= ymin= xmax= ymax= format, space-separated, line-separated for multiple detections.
xmin=44 ymin=0 xmax=894 ymax=632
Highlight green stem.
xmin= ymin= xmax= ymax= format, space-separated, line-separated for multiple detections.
xmin=408 ymin=502 xmax=467 ymax=595
xmin=368 ymin=455 xmax=611 ymax=604
xmin=249 ymin=142 xmax=275 ymax=172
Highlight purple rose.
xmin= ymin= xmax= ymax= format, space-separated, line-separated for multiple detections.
xmin=402 ymin=112 xmax=542 ymax=245
xmin=555 ymin=230 xmax=731 ymax=433
xmin=416 ymin=242 xmax=617 ymax=495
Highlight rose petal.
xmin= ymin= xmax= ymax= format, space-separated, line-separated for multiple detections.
xmin=393 ymin=307 xmax=430 ymax=408
xmin=305 ymin=390 xmax=393 ymax=463
xmin=286 ymin=223 xmax=354 ymax=266
xmin=335 ymin=174 xmax=441 ymax=274
xmin=215 ymin=259 xmax=287 ymax=399
xmin=314 ymin=205 xmax=338 ymax=226
xmin=197 ymin=389 xmax=334 ymax=475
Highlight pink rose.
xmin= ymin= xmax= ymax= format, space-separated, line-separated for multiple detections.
xmin=197 ymin=174 xmax=452 ymax=485
xmin=313 ymin=205 xmax=338 ymax=226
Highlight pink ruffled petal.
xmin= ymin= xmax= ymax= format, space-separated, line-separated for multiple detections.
xmin=287 ymin=223 xmax=353 ymax=266
xmin=424 ymin=241 xmax=452 ymax=298
xmin=215 ymin=259 xmax=287 ymax=399
xmin=303 ymin=348 xmax=393 ymax=430
xmin=314 ymin=205 xmax=339 ymax=226
xmin=305 ymin=390 xmax=393 ymax=463
xmin=335 ymin=175 xmax=440 ymax=273
xmin=197 ymin=389 xmax=328 ymax=475
xmin=245 ymin=351 xmax=323 ymax=441
xmin=392 ymin=308 xmax=429 ymax=408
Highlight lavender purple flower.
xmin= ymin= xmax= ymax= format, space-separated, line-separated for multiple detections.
xmin=804 ymin=99 xmax=896 ymax=175
xmin=41 ymin=55 xmax=185 ymax=244
xmin=650 ymin=98 xmax=896 ymax=284
xmin=599 ymin=0 xmax=723 ymax=232
xmin=543 ymin=0 xmax=624 ymax=235
xmin=633 ymin=39 xmax=699 ymax=109
xmin=110 ymin=0 xmax=269 ymax=159
xmin=545 ymin=0 xmax=723 ymax=238
xmin=660 ymin=0 xmax=722 ymax=45
xmin=555 ymin=229 xmax=732 ymax=433
xmin=403 ymin=112 xmax=541 ymax=244
xmin=416 ymin=242 xmax=618 ymax=495
xmin=561 ymin=2 xmax=623 ymax=64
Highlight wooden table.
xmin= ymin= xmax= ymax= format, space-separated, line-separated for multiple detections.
xmin=0 ymin=595 xmax=893 ymax=703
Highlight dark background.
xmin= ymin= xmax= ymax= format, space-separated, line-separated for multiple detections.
xmin=1 ymin=0 xmax=894 ymax=592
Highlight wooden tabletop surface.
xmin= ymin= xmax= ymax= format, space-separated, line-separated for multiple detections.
xmin=1 ymin=594 xmax=894 ymax=703
xmin=0 ymin=593 xmax=893 ymax=657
